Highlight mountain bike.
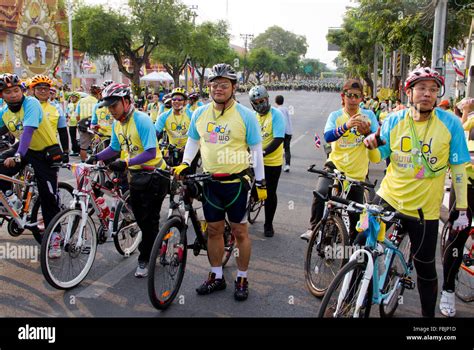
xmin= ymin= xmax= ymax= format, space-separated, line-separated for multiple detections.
xmin=304 ymin=165 xmax=376 ymax=298
xmin=148 ymin=170 xmax=236 ymax=310
xmin=0 ymin=162 xmax=74 ymax=244
xmin=40 ymin=163 xmax=141 ymax=290
xmin=318 ymin=195 xmax=424 ymax=318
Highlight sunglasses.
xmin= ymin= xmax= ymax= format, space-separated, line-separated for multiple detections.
xmin=209 ymin=82 xmax=232 ymax=89
xmin=343 ymin=92 xmax=362 ymax=99
xmin=172 ymin=98 xmax=185 ymax=102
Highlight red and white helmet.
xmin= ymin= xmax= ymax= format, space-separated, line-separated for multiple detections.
xmin=99 ymin=83 xmax=131 ymax=107
xmin=404 ymin=67 xmax=444 ymax=91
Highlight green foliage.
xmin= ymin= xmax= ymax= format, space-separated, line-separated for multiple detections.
xmin=250 ymin=25 xmax=308 ymax=57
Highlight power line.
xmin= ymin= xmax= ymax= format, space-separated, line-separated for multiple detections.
xmin=0 ymin=26 xmax=73 ymax=50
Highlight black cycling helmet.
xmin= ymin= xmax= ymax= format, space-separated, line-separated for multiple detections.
xmin=0 ymin=73 xmax=22 ymax=92
xmin=208 ymin=63 xmax=238 ymax=83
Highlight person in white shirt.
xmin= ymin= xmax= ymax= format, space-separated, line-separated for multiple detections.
xmin=275 ymin=95 xmax=292 ymax=172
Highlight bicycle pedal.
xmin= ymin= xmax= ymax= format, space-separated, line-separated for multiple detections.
xmin=401 ymin=277 xmax=416 ymax=290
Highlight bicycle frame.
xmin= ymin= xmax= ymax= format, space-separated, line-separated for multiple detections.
xmin=0 ymin=172 xmax=36 ymax=228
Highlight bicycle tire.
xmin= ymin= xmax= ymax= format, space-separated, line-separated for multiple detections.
xmin=379 ymin=233 xmax=411 ymax=318
xmin=40 ymin=208 xmax=97 ymax=290
xmin=247 ymin=196 xmax=263 ymax=224
xmin=304 ymin=215 xmax=349 ymax=298
xmin=440 ymin=220 xmax=451 ymax=265
xmin=30 ymin=182 xmax=75 ymax=244
xmin=148 ymin=216 xmax=187 ymax=310
xmin=318 ymin=259 xmax=373 ymax=318
xmin=113 ymin=191 xmax=141 ymax=256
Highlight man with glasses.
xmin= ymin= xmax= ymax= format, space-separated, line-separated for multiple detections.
xmin=155 ymin=87 xmax=193 ymax=167
xmin=249 ymin=85 xmax=285 ymax=238
xmin=0 ymin=73 xmax=63 ymax=230
xmin=364 ymin=67 xmax=470 ymax=317
xmin=29 ymin=75 xmax=69 ymax=161
xmin=301 ymin=79 xmax=379 ymax=242
xmin=173 ymin=63 xmax=267 ymax=301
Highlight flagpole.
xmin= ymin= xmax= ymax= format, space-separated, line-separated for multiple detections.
xmin=67 ymin=0 xmax=74 ymax=89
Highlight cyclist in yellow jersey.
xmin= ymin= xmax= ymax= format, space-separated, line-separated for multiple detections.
xmin=155 ymin=87 xmax=193 ymax=166
xmin=67 ymin=92 xmax=80 ymax=156
xmin=249 ymin=85 xmax=285 ymax=237
xmin=77 ymin=85 xmax=101 ymax=162
xmin=86 ymin=82 xmax=168 ymax=278
xmin=439 ymin=98 xmax=474 ymax=317
xmin=147 ymin=92 xmax=160 ymax=123
xmin=364 ymin=67 xmax=470 ymax=317
xmin=29 ymin=75 xmax=69 ymax=162
xmin=173 ymin=63 xmax=267 ymax=301
xmin=301 ymin=79 xmax=379 ymax=242
xmin=186 ymin=92 xmax=204 ymax=114
xmin=90 ymin=80 xmax=114 ymax=140
xmin=0 ymin=73 xmax=63 ymax=229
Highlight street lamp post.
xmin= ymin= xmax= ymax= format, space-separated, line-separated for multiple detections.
xmin=67 ymin=0 xmax=74 ymax=88
xmin=185 ymin=5 xmax=198 ymax=92
xmin=240 ymin=33 xmax=254 ymax=84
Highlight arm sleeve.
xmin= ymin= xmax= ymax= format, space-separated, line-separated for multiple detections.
xmin=96 ymin=146 xmax=120 ymax=161
xmin=324 ymin=126 xmax=348 ymax=143
xmin=182 ymin=137 xmax=200 ymax=165
xmin=451 ymin=163 xmax=468 ymax=210
xmin=263 ymin=137 xmax=284 ymax=156
xmin=250 ymin=143 xmax=265 ymax=182
xmin=128 ymin=148 xmax=156 ymax=167
xmin=17 ymin=126 xmax=35 ymax=157
xmin=91 ymin=104 xmax=98 ymax=125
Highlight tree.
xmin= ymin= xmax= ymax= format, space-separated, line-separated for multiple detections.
xmin=250 ymin=25 xmax=308 ymax=58
xmin=248 ymin=47 xmax=274 ymax=83
xmin=189 ymin=21 xmax=234 ymax=94
xmin=71 ymin=0 xmax=191 ymax=94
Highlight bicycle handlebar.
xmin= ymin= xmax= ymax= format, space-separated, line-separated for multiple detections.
xmin=307 ymin=164 xmax=376 ymax=189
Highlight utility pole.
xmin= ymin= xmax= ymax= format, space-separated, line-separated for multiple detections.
xmin=465 ymin=17 xmax=474 ymax=97
xmin=431 ymin=0 xmax=448 ymax=75
xmin=240 ymin=33 xmax=254 ymax=83
xmin=67 ymin=0 xmax=74 ymax=88
xmin=373 ymin=45 xmax=378 ymax=98
xmin=185 ymin=5 xmax=198 ymax=91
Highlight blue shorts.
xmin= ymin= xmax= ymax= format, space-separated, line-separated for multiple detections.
xmin=202 ymin=180 xmax=250 ymax=223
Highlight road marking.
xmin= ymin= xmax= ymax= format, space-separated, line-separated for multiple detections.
xmin=76 ymin=257 xmax=137 ymax=299
xmin=290 ymin=133 xmax=306 ymax=147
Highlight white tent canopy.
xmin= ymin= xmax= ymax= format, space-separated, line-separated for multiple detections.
xmin=140 ymin=71 xmax=173 ymax=83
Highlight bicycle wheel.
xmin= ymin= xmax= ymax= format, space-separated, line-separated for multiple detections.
xmin=247 ymin=195 xmax=263 ymax=224
xmin=40 ymin=209 xmax=97 ymax=290
xmin=379 ymin=233 xmax=411 ymax=317
xmin=30 ymin=182 xmax=75 ymax=244
xmin=113 ymin=191 xmax=141 ymax=256
xmin=455 ymin=236 xmax=474 ymax=302
xmin=148 ymin=216 xmax=187 ymax=310
xmin=440 ymin=220 xmax=451 ymax=264
xmin=305 ymin=215 xmax=349 ymax=297
xmin=318 ymin=259 xmax=373 ymax=318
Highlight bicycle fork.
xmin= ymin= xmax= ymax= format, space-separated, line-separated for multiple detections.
xmin=336 ymin=249 xmax=374 ymax=318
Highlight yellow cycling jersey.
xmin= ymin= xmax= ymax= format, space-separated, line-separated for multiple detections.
xmin=92 ymin=104 xmax=113 ymax=137
xmin=41 ymin=101 xmax=60 ymax=130
xmin=76 ymin=95 xmax=98 ymax=120
xmin=187 ymin=101 xmax=262 ymax=175
xmin=148 ymin=102 xmax=160 ymax=123
xmin=463 ymin=118 xmax=474 ymax=179
xmin=257 ymin=107 xmax=285 ymax=167
xmin=324 ymin=108 xmax=379 ymax=181
xmin=155 ymin=109 xmax=192 ymax=149
xmin=67 ymin=102 xmax=78 ymax=126
xmin=377 ymin=108 xmax=470 ymax=219
xmin=110 ymin=110 xmax=165 ymax=171
xmin=0 ymin=96 xmax=57 ymax=151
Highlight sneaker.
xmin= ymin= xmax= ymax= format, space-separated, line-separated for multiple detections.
xmin=69 ymin=152 xmax=79 ymax=157
xmin=300 ymin=229 xmax=313 ymax=242
xmin=283 ymin=165 xmax=290 ymax=172
xmin=134 ymin=261 xmax=148 ymax=278
xmin=439 ymin=290 xmax=456 ymax=317
xmin=48 ymin=232 xmax=62 ymax=259
xmin=234 ymin=277 xmax=249 ymax=301
xmin=196 ymin=272 xmax=226 ymax=295
xmin=264 ymin=224 xmax=274 ymax=237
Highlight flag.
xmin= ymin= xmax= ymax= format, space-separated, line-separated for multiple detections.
xmin=314 ymin=133 xmax=321 ymax=149
xmin=451 ymin=48 xmax=465 ymax=62
xmin=450 ymin=48 xmax=465 ymax=79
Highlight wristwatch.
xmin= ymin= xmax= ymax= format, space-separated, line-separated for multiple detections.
xmin=256 ymin=179 xmax=266 ymax=187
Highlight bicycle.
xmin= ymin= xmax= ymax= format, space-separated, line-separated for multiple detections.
xmin=304 ymin=165 xmax=376 ymax=298
xmin=440 ymin=214 xmax=474 ymax=302
xmin=147 ymin=170 xmax=236 ymax=310
xmin=40 ymin=163 xmax=141 ymax=290
xmin=247 ymin=180 xmax=264 ymax=225
xmin=318 ymin=195 xmax=424 ymax=318
xmin=0 ymin=161 xmax=74 ymax=244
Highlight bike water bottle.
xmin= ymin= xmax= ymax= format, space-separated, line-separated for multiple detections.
xmin=5 ymin=190 xmax=21 ymax=211
xmin=108 ymin=206 xmax=115 ymax=235
xmin=96 ymin=197 xmax=110 ymax=219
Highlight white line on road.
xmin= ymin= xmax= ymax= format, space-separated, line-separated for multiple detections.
xmin=76 ymin=257 xmax=137 ymax=299
xmin=290 ymin=133 xmax=307 ymax=147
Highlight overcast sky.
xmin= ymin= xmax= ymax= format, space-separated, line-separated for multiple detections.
xmin=86 ymin=0 xmax=355 ymax=68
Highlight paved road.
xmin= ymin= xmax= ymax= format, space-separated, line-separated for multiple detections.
xmin=0 ymin=91 xmax=472 ymax=318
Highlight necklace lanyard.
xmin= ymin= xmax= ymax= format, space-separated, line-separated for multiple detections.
xmin=407 ymin=109 xmax=433 ymax=148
